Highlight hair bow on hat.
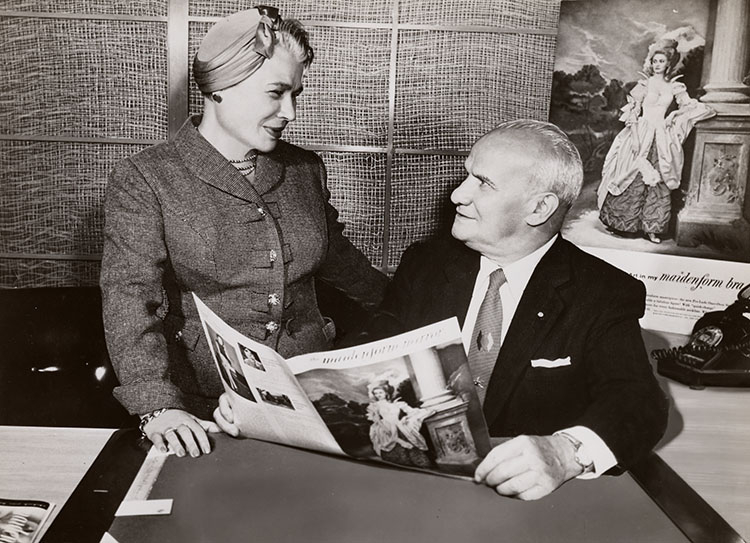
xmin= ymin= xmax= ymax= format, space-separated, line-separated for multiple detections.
xmin=254 ymin=5 xmax=281 ymax=59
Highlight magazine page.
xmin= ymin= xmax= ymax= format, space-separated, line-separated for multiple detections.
xmin=192 ymin=294 xmax=344 ymax=456
xmin=287 ymin=318 xmax=493 ymax=478
xmin=0 ymin=498 xmax=55 ymax=543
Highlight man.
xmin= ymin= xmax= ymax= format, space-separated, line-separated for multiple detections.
xmin=365 ymin=120 xmax=668 ymax=499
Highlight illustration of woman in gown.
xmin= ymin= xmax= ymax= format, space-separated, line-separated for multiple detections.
xmin=367 ymin=379 xmax=435 ymax=468
xmin=597 ymin=38 xmax=715 ymax=243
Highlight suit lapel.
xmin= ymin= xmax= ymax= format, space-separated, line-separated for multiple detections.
xmin=174 ymin=116 xmax=285 ymax=201
xmin=482 ymin=237 xmax=572 ymax=425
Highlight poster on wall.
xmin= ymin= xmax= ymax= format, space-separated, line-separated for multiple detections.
xmin=550 ymin=0 xmax=749 ymax=334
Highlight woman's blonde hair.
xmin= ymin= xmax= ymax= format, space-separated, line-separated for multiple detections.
xmin=643 ymin=39 xmax=680 ymax=79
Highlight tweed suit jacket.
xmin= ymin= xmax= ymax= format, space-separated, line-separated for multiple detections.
xmin=363 ymin=235 xmax=668 ymax=471
xmin=101 ymin=117 xmax=388 ymax=419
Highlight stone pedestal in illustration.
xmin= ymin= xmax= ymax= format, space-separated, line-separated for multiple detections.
xmin=423 ymin=399 xmax=480 ymax=467
xmin=675 ymin=104 xmax=750 ymax=257
xmin=407 ymin=348 xmax=479 ymax=466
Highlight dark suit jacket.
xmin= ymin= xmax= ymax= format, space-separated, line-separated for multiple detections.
xmin=101 ymin=116 xmax=387 ymax=419
xmin=364 ymin=236 xmax=668 ymax=471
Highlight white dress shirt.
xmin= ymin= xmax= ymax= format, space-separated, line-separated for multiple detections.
xmin=461 ymin=234 xmax=617 ymax=478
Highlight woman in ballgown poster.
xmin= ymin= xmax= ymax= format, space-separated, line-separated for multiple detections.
xmin=597 ymin=38 xmax=715 ymax=243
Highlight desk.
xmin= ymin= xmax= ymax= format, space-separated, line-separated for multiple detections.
xmin=19 ymin=429 xmax=737 ymax=543
xmin=644 ymin=329 xmax=750 ymax=539
xmin=2 ymin=329 xmax=749 ymax=542
xmin=104 ymin=434 xmax=700 ymax=543
xmin=0 ymin=427 xmax=114 ymax=535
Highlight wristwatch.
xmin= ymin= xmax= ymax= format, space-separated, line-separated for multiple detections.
xmin=558 ymin=432 xmax=594 ymax=474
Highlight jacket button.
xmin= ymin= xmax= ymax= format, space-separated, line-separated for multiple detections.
xmin=268 ymin=293 xmax=280 ymax=306
xmin=266 ymin=321 xmax=279 ymax=333
xmin=269 ymin=249 xmax=277 ymax=263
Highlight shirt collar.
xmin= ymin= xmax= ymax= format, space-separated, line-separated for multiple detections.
xmin=478 ymin=234 xmax=558 ymax=299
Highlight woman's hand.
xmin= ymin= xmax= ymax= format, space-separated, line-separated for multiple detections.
xmin=213 ymin=392 xmax=241 ymax=437
xmin=143 ymin=408 xmax=220 ymax=457
xmin=664 ymin=110 xmax=679 ymax=128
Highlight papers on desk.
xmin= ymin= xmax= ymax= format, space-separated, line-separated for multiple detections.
xmin=115 ymin=499 xmax=173 ymax=517
xmin=0 ymin=498 xmax=55 ymax=543
xmin=193 ymin=293 xmax=493 ymax=479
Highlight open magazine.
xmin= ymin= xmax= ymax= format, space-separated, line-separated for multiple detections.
xmin=193 ymin=294 xmax=492 ymax=478
xmin=0 ymin=498 xmax=55 ymax=543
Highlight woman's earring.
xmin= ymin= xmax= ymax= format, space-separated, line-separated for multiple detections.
xmin=211 ymin=93 xmax=223 ymax=103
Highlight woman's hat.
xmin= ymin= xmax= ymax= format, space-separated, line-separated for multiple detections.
xmin=193 ymin=6 xmax=281 ymax=94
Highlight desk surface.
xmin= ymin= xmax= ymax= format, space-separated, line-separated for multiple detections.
xmin=645 ymin=330 xmax=750 ymax=540
xmin=0 ymin=426 xmax=113 ymax=506
xmin=0 ymin=427 xmax=114 ymax=538
xmin=17 ymin=428 xmax=736 ymax=543
xmin=107 ymin=434 xmax=691 ymax=543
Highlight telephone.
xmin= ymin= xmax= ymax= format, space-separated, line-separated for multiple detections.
xmin=652 ymin=283 xmax=750 ymax=388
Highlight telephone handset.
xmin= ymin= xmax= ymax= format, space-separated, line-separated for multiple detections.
xmin=652 ymin=283 xmax=750 ymax=388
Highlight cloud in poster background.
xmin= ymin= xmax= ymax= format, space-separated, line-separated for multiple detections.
xmin=554 ymin=0 xmax=710 ymax=82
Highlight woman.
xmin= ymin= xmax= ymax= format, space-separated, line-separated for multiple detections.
xmin=366 ymin=380 xmax=435 ymax=468
xmin=597 ymin=39 xmax=715 ymax=243
xmin=100 ymin=7 xmax=388 ymax=458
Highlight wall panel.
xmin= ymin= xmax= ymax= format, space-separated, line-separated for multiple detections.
xmin=0 ymin=0 xmax=560 ymax=287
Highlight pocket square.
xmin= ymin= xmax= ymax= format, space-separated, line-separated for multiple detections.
xmin=530 ymin=356 xmax=571 ymax=368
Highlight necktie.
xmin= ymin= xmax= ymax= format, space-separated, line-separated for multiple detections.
xmin=467 ymin=268 xmax=506 ymax=405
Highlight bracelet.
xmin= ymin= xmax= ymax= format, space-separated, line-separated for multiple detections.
xmin=139 ymin=408 xmax=168 ymax=439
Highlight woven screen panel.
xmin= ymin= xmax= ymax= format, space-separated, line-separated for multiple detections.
xmin=388 ymin=154 xmax=465 ymax=268
xmin=187 ymin=23 xmax=391 ymax=148
xmin=318 ymin=152 xmax=387 ymax=266
xmin=186 ymin=20 xmax=210 ymax=117
xmin=0 ymin=258 xmax=101 ymax=289
xmin=0 ymin=141 xmax=148 ymax=258
xmin=398 ymin=0 xmax=559 ymax=29
xmin=9 ymin=0 xmax=167 ymax=17
xmin=189 ymin=0 xmax=392 ymax=23
xmin=393 ymin=30 xmax=556 ymax=151
xmin=0 ymin=17 xmax=168 ymax=140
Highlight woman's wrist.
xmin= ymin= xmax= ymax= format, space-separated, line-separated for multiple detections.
xmin=138 ymin=408 xmax=168 ymax=438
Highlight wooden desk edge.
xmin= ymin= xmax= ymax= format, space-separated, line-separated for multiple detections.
xmin=630 ymin=452 xmax=747 ymax=543
xmin=40 ymin=428 xmax=148 ymax=543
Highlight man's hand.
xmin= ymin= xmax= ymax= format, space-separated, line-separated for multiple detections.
xmin=143 ymin=408 xmax=220 ymax=458
xmin=474 ymin=435 xmax=582 ymax=500
xmin=213 ymin=393 xmax=241 ymax=437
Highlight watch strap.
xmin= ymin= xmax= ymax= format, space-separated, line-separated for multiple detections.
xmin=558 ymin=431 xmax=594 ymax=473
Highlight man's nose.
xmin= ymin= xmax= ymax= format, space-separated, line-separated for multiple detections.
xmin=450 ymin=177 xmax=472 ymax=205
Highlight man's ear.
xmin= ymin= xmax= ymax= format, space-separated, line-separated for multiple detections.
xmin=525 ymin=192 xmax=560 ymax=226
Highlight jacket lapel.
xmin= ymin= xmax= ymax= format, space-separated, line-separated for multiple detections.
xmin=482 ymin=237 xmax=572 ymax=425
xmin=173 ymin=116 xmax=284 ymax=201
xmin=253 ymin=151 xmax=285 ymax=196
